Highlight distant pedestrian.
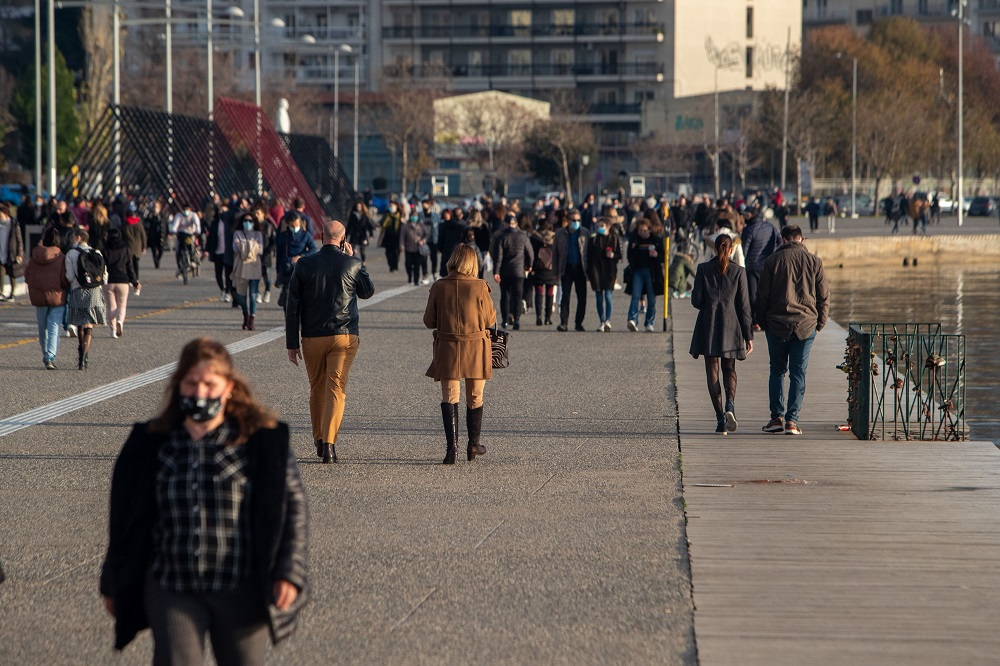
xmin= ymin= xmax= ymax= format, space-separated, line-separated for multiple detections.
xmin=553 ymin=210 xmax=589 ymax=331
xmin=0 ymin=203 xmax=24 ymax=301
xmin=378 ymin=201 xmax=403 ymax=272
xmin=285 ymin=220 xmax=375 ymax=463
xmin=275 ymin=212 xmax=316 ymax=310
xmin=528 ymin=221 xmax=559 ymax=326
xmin=101 ymin=228 xmax=140 ymax=339
xmin=122 ymin=203 xmax=147 ymax=279
xmin=587 ymin=217 xmax=621 ymax=332
xmin=100 ymin=337 xmax=309 ymax=664
xmin=824 ymin=197 xmax=838 ymax=234
xmin=232 ymin=212 xmax=263 ymax=331
xmin=756 ymin=225 xmax=829 ymax=436
xmin=436 ymin=208 xmax=467 ymax=277
xmin=740 ymin=206 xmax=781 ymax=329
xmin=345 ymin=200 xmax=374 ymax=264
xmin=423 ymin=244 xmax=497 ymax=464
xmin=143 ymin=200 xmax=169 ymax=269
xmin=625 ymin=218 xmax=664 ymax=332
xmin=65 ymin=228 xmax=108 ymax=370
xmin=804 ymin=197 xmax=820 ymax=233
xmin=491 ymin=212 xmax=533 ymax=330
xmin=690 ymin=234 xmax=753 ymax=435
xmin=400 ymin=211 xmax=429 ymax=286
xmin=24 ymin=226 xmax=69 ymax=369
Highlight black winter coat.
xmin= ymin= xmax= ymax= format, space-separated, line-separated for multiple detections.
xmin=586 ymin=232 xmax=621 ymax=291
xmin=103 ymin=243 xmax=138 ymax=285
xmin=490 ymin=226 xmax=533 ymax=279
xmin=689 ymin=258 xmax=752 ymax=359
xmin=740 ymin=218 xmax=781 ymax=272
xmin=437 ymin=220 xmax=468 ymax=268
xmin=99 ymin=421 xmax=309 ymax=650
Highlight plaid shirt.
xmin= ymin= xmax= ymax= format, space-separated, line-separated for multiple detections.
xmin=150 ymin=422 xmax=252 ymax=593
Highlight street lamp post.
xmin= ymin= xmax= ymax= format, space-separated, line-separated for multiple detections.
xmin=579 ymin=154 xmax=590 ymax=202
xmin=836 ymin=53 xmax=858 ymax=218
xmin=333 ymin=44 xmax=352 ymax=160
xmin=34 ymin=0 xmax=42 ymax=194
xmin=353 ymin=55 xmax=359 ymax=189
xmin=955 ymin=1 xmax=967 ymax=227
xmin=47 ymin=0 xmax=56 ymax=193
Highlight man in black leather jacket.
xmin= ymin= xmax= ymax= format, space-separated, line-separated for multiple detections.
xmin=490 ymin=212 xmax=533 ymax=330
xmin=285 ymin=219 xmax=375 ymax=463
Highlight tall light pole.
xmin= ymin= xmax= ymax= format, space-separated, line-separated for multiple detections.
xmin=47 ymin=0 xmax=56 ymax=193
xmin=955 ymin=1 xmax=967 ymax=227
xmin=579 ymin=154 xmax=590 ymax=201
xmin=353 ymin=55 xmax=360 ymax=189
xmin=836 ymin=53 xmax=858 ymax=218
xmin=112 ymin=0 xmax=121 ymax=193
xmin=714 ymin=65 xmax=720 ymax=199
xmin=781 ymin=26 xmax=791 ymax=193
xmin=333 ymin=44 xmax=352 ymax=160
xmin=34 ymin=0 xmax=42 ymax=193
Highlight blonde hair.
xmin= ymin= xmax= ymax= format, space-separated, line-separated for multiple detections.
xmin=447 ymin=244 xmax=479 ymax=277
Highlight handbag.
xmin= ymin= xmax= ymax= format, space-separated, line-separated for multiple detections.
xmin=489 ymin=325 xmax=509 ymax=369
xmin=419 ymin=243 xmax=431 ymax=257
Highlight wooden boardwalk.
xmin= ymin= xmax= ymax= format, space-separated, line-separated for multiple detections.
xmin=672 ymin=294 xmax=1000 ymax=665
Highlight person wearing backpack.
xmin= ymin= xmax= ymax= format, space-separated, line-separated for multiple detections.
xmin=64 ymin=228 xmax=108 ymax=370
xmin=528 ymin=222 xmax=558 ymax=326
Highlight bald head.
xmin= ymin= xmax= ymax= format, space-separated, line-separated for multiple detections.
xmin=323 ymin=219 xmax=346 ymax=245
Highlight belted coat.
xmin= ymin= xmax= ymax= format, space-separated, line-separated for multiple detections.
xmin=423 ymin=273 xmax=497 ymax=380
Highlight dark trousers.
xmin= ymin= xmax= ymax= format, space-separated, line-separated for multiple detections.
xmin=261 ymin=265 xmax=271 ymax=292
xmin=150 ymin=244 xmax=163 ymax=268
xmin=560 ymin=263 xmax=588 ymax=326
xmin=132 ymin=256 xmax=141 ymax=280
xmin=428 ymin=242 xmax=439 ymax=275
xmin=746 ymin=267 xmax=761 ymax=325
xmin=144 ymin=573 xmax=268 ymax=666
xmin=384 ymin=245 xmax=400 ymax=272
xmin=405 ymin=251 xmax=422 ymax=285
xmin=213 ymin=256 xmax=233 ymax=294
xmin=499 ymin=275 xmax=524 ymax=325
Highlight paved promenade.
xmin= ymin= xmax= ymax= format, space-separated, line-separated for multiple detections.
xmin=673 ymin=293 xmax=1000 ymax=664
xmin=0 ymin=256 xmax=694 ymax=664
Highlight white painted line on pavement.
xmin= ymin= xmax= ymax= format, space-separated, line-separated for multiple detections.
xmin=0 ymin=284 xmax=418 ymax=438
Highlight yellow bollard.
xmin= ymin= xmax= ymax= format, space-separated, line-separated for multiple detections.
xmin=662 ymin=237 xmax=670 ymax=331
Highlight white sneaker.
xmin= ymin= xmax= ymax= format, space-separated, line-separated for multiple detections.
xmin=613 ymin=282 xmax=623 ymax=291
xmin=596 ymin=324 xmax=606 ymax=332
xmin=644 ymin=324 xmax=655 ymax=332
xmin=420 ymin=278 xmax=430 ymax=285
xmin=263 ymin=291 xmax=271 ymax=303
xmin=627 ymin=320 xmax=638 ymax=332
xmin=224 ymin=292 xmax=232 ymax=303
xmin=66 ymin=324 xmax=78 ymax=338
xmin=110 ymin=328 xmax=118 ymax=339
xmin=603 ymin=321 xmax=612 ymax=332
xmin=255 ymin=293 xmax=262 ymax=304
xmin=219 ymin=291 xmax=227 ymax=302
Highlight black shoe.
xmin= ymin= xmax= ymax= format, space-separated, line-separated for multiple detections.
xmin=512 ymin=321 xmax=520 ymax=331
xmin=315 ymin=439 xmax=323 ymax=458
xmin=557 ymin=324 xmax=568 ymax=332
xmin=321 ymin=442 xmax=337 ymax=463
xmin=716 ymin=416 xmax=727 ymax=436
xmin=536 ymin=317 xmax=543 ymax=326
xmin=466 ymin=405 xmax=486 ymax=461
xmin=574 ymin=324 xmax=586 ymax=332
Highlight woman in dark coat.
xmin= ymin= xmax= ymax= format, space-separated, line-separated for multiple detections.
xmin=528 ymin=222 xmax=558 ymax=326
xmin=345 ymin=201 xmax=374 ymax=264
xmin=100 ymin=337 xmax=309 ymax=663
xmin=690 ymin=234 xmax=754 ymax=435
xmin=586 ymin=217 xmax=621 ymax=332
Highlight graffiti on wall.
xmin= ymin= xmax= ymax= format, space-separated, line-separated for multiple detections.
xmin=704 ymin=36 xmax=792 ymax=74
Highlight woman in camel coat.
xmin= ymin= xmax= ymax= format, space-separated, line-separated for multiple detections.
xmin=423 ymin=244 xmax=497 ymax=465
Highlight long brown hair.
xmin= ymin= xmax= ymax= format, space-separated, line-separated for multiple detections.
xmin=715 ymin=234 xmax=733 ymax=274
xmin=150 ymin=337 xmax=277 ymax=443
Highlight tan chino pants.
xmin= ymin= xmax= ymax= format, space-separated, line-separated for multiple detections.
xmin=301 ymin=334 xmax=359 ymax=445
xmin=440 ymin=378 xmax=486 ymax=409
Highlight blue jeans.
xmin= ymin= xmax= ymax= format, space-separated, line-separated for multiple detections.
xmin=595 ymin=289 xmax=613 ymax=323
xmin=236 ymin=279 xmax=260 ymax=317
xmin=36 ymin=305 xmax=65 ymax=363
xmin=765 ymin=329 xmax=816 ymax=423
xmin=627 ymin=268 xmax=656 ymax=326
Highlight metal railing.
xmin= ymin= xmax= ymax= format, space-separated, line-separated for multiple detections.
xmin=841 ymin=323 xmax=967 ymax=441
xmin=382 ymin=22 xmax=663 ymax=40
xmin=385 ymin=62 xmax=661 ymax=79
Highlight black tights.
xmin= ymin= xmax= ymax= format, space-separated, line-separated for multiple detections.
xmin=704 ymin=356 xmax=737 ymax=416
xmin=78 ymin=326 xmax=93 ymax=353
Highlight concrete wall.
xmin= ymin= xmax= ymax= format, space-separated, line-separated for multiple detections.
xmin=809 ymin=235 xmax=1000 ymax=265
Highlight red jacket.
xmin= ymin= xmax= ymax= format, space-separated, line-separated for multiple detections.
xmin=24 ymin=245 xmax=70 ymax=307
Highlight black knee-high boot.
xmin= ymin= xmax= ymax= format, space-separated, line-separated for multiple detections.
xmin=544 ymin=294 xmax=554 ymax=325
xmin=78 ymin=327 xmax=92 ymax=370
xmin=466 ymin=405 xmax=486 ymax=461
xmin=534 ymin=293 xmax=543 ymax=325
xmin=441 ymin=402 xmax=459 ymax=465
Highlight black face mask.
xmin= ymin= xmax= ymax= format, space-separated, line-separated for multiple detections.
xmin=178 ymin=396 xmax=224 ymax=423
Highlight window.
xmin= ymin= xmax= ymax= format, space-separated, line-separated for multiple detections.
xmin=598 ymin=9 xmax=619 ymax=35
xmin=746 ymin=46 xmax=754 ymax=78
xmin=510 ymin=10 xmax=531 ymax=37
xmin=634 ymin=90 xmax=654 ymax=102
xmin=856 ymin=9 xmax=873 ymax=25
xmin=595 ymin=89 xmax=618 ymax=105
xmin=552 ymin=9 xmax=574 ymax=36
xmin=468 ymin=51 xmax=484 ymax=76
xmin=508 ymin=49 xmax=531 ymax=76
xmin=551 ymin=48 xmax=574 ymax=75
xmin=634 ymin=9 xmax=655 ymax=26
xmin=890 ymin=0 xmax=903 ymax=15
xmin=918 ymin=0 xmax=929 ymax=14
xmin=746 ymin=7 xmax=753 ymax=39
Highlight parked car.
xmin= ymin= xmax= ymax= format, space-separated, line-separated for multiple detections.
xmin=0 ymin=183 xmax=45 ymax=205
xmin=967 ymin=196 xmax=995 ymax=216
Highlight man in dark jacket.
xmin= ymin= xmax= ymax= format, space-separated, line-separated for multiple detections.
xmin=143 ymin=200 xmax=170 ymax=269
xmin=755 ymin=225 xmax=829 ymax=436
xmin=436 ymin=209 xmax=467 ymax=277
xmin=275 ymin=212 xmax=317 ymax=310
xmin=490 ymin=212 xmax=533 ymax=330
xmin=552 ymin=210 xmax=589 ymax=331
xmin=286 ymin=219 xmax=375 ymax=463
xmin=740 ymin=208 xmax=781 ymax=329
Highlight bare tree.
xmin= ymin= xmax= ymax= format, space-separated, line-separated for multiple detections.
xmin=79 ymin=5 xmax=114 ymax=133
xmin=0 ymin=66 xmax=15 ymax=164
xmin=524 ymin=90 xmax=595 ymax=203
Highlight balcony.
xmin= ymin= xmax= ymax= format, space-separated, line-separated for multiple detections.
xmin=382 ymin=22 xmax=664 ymax=41
xmin=385 ymin=62 xmax=661 ymax=80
